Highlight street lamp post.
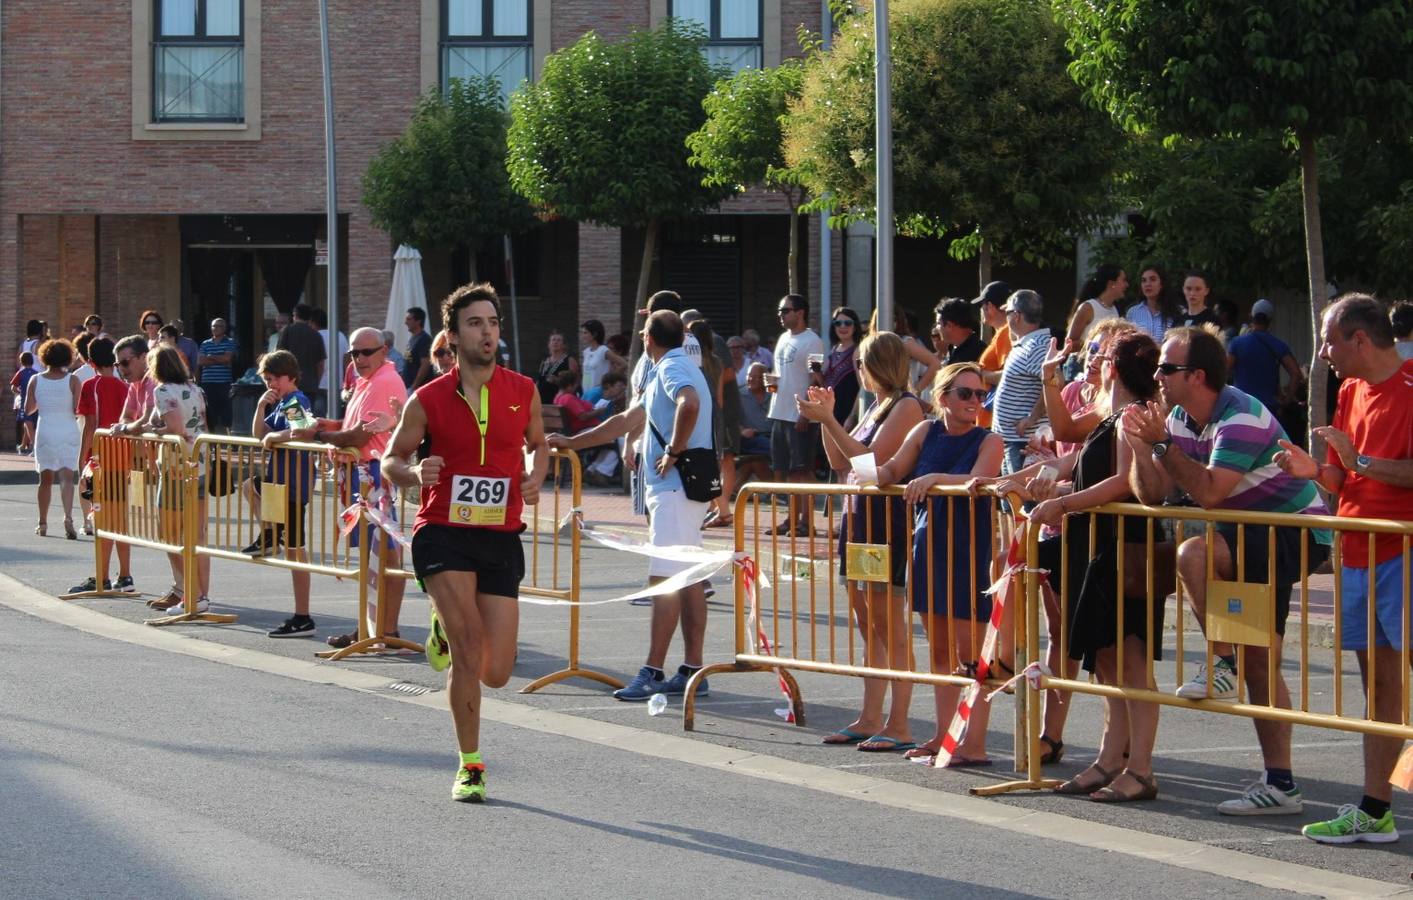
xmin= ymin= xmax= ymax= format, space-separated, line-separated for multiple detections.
xmin=819 ymin=0 xmax=833 ymax=335
xmin=319 ymin=0 xmax=340 ymax=419
xmin=874 ymin=0 xmax=894 ymax=332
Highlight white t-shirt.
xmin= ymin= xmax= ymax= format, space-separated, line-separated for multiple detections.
xmin=319 ymin=329 xmax=349 ymax=390
xmin=582 ymin=344 xmax=611 ymax=392
xmin=768 ymin=328 xmax=824 ymax=423
xmin=71 ymin=364 xmax=96 ymax=383
xmin=21 ymin=338 xmax=41 ymax=371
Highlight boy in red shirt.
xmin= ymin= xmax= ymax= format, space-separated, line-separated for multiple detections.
xmin=69 ymin=338 xmax=134 ymax=594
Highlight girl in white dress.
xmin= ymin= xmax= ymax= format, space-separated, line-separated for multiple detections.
xmin=25 ymin=339 xmax=81 ymax=538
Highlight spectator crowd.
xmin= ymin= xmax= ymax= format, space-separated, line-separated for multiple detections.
xmin=11 ymin=270 xmax=1413 ymax=844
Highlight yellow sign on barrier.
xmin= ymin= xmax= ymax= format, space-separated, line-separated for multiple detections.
xmin=1206 ymin=579 xmax=1273 ymax=649
xmin=259 ymin=482 xmax=288 ymax=525
xmin=128 ymin=471 xmax=146 ymax=509
xmin=845 ymin=543 xmax=891 ymax=583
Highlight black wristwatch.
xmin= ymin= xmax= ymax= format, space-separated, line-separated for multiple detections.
xmin=1151 ymin=438 xmax=1172 ymax=459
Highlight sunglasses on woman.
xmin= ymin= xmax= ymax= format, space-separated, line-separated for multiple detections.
xmin=833 ymin=319 xmax=854 ymax=328
xmin=434 ymin=349 xmax=452 ymax=359
xmin=945 ymin=387 xmax=986 ymax=402
xmin=143 ymin=319 xmax=161 ymax=327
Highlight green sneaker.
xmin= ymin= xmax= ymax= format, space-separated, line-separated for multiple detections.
xmin=426 ymin=609 xmax=451 ymax=673
xmin=452 ymin=764 xmax=486 ymax=803
xmin=1302 ymin=804 xmax=1398 ymax=844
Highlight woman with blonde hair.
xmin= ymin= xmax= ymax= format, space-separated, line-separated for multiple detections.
xmin=800 ymin=332 xmax=925 ymax=751
xmin=430 ymin=329 xmax=454 ymax=377
xmin=875 ymin=362 xmax=1004 ymax=764
xmin=869 ymin=306 xmax=940 ymax=402
xmin=142 ymin=344 xmax=214 ymax=613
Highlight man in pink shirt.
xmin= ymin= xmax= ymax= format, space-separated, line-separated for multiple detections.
xmin=293 ymin=326 xmax=409 ymax=648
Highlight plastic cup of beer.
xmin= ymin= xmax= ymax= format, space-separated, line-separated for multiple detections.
xmin=763 ymin=372 xmax=780 ymax=393
xmin=808 ymin=353 xmax=824 ymax=373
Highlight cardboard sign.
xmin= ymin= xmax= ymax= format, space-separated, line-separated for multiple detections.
xmin=128 ymin=471 xmax=146 ymax=509
xmin=1391 ymin=745 xmax=1413 ymax=792
xmin=1205 ymin=580 xmax=1273 ymax=648
xmin=846 ymin=543 xmax=891 ymax=583
xmin=260 ymin=482 xmax=288 ymax=525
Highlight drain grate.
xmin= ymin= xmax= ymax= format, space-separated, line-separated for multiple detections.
xmin=385 ymin=681 xmax=433 ymax=696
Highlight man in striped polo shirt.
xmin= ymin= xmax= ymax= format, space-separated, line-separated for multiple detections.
xmin=198 ymin=318 xmax=239 ymax=434
xmin=990 ymin=289 xmax=1051 ymax=475
xmin=1124 ymin=325 xmax=1330 ymax=817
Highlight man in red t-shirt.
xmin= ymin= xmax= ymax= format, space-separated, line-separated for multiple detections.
xmin=69 ymin=338 xmax=135 ymax=595
xmin=383 ymin=283 xmax=547 ymax=803
xmin=1277 ymin=294 xmax=1413 ymax=844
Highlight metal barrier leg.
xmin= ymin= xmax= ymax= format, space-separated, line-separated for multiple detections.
xmin=972 ymin=520 xmax=1061 ymax=795
xmin=148 ymin=454 xmax=236 ymax=627
xmin=682 ymin=661 xmax=807 ymax=732
xmin=519 ymin=450 xmax=624 ymax=693
xmin=317 ymin=537 xmax=423 ymax=659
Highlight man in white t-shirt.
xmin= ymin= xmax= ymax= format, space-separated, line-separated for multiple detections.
xmin=767 ymin=294 xmax=825 ymax=535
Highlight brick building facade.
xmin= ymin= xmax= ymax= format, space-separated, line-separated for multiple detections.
xmin=1 ymin=1 xmax=1078 ymax=438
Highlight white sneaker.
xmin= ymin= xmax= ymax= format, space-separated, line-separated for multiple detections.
xmin=1217 ymin=779 xmax=1303 ymax=816
xmin=1176 ymin=659 xmax=1238 ymax=700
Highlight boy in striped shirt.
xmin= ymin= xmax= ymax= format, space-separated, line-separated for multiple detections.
xmin=1123 ymin=326 xmax=1330 ymax=817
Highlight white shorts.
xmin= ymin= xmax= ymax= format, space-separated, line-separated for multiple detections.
xmin=646 ymin=488 xmax=709 ymax=578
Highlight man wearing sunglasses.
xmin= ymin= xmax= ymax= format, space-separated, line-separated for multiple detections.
xmin=768 ymin=294 xmax=825 ymax=536
xmin=1123 ymin=325 xmax=1330 ymax=818
xmin=292 ymin=327 xmax=410 ymax=650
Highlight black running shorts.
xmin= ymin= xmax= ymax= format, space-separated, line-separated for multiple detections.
xmin=411 ymin=523 xmax=526 ymax=598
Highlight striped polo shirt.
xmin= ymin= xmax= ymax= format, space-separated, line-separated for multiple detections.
xmin=198 ymin=336 xmax=238 ymax=384
xmin=991 ymin=327 xmax=1051 ymax=441
xmin=1168 ymin=386 xmax=1330 ymax=538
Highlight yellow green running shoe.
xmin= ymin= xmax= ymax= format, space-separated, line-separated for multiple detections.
xmin=426 ymin=609 xmax=451 ymax=672
xmin=1302 ymin=804 xmax=1398 ymax=844
xmin=453 ymin=763 xmax=486 ymax=803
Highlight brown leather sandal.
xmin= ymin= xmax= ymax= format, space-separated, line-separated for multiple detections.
xmin=1038 ymin=735 xmax=1065 ymax=765
xmin=1089 ymin=768 xmax=1159 ymax=803
xmin=1053 ymin=763 xmax=1117 ymax=795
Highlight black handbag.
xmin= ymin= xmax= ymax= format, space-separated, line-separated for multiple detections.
xmin=647 ymin=419 xmax=722 ymax=503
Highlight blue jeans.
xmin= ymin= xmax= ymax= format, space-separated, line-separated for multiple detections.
xmin=1002 ymin=441 xmax=1027 ymax=477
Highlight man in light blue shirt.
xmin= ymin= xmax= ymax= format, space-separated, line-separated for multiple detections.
xmin=548 ymin=310 xmax=716 ymax=702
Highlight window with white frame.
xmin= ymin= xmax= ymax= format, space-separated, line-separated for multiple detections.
xmin=153 ymin=0 xmax=244 ymax=122
xmin=442 ymin=0 xmax=533 ymax=103
xmin=670 ymin=0 xmax=762 ymax=74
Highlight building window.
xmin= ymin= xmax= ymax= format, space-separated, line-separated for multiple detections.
xmin=442 ymin=0 xmax=532 ymax=103
xmin=670 ymin=0 xmax=762 ymax=73
xmin=153 ymin=0 xmax=244 ymax=122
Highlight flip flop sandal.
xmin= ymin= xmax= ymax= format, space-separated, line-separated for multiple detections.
xmin=822 ymin=728 xmax=870 ymax=745
xmin=1089 ymin=769 xmax=1158 ymax=803
xmin=1039 ymin=735 xmax=1065 ymax=765
xmin=903 ymin=746 xmax=940 ymax=760
xmin=1054 ymin=763 xmax=1118 ymax=795
xmin=857 ymin=735 xmax=918 ymax=753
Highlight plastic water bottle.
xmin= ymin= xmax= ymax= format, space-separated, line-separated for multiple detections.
xmin=647 ymin=693 xmax=668 ymax=716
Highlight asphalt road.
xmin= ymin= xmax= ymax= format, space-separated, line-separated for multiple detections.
xmin=1 ymin=481 xmax=1409 ymax=895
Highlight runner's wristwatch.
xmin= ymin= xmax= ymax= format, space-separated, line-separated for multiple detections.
xmin=1151 ymin=438 xmax=1172 ymax=459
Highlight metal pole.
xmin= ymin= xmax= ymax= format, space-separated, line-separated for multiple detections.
xmin=873 ymin=0 xmax=894 ymax=332
xmin=504 ymin=233 xmax=522 ymax=372
xmin=819 ymin=0 xmax=832 ymax=334
xmin=319 ymin=0 xmax=340 ymax=419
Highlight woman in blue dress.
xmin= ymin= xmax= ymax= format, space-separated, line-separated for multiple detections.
xmin=799 ymin=332 xmax=925 ymax=752
xmin=877 ymin=363 xmax=1003 ymax=764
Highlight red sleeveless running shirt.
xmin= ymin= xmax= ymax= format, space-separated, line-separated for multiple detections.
xmin=414 ymin=366 xmax=535 ymax=534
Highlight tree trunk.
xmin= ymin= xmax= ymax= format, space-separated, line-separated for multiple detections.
xmin=787 ymin=206 xmax=800 ymax=295
xmin=1298 ymin=131 xmax=1331 ymax=450
xmin=977 ymin=234 xmax=992 ymax=289
xmin=627 ymin=217 xmax=660 ymax=371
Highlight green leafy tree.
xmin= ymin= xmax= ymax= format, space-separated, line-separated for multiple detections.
xmin=362 ymin=76 xmax=534 ymax=252
xmin=783 ymin=0 xmax=1122 ymax=286
xmin=507 ymin=23 xmax=735 ymax=313
xmin=687 ymin=61 xmax=807 ymax=292
xmin=1055 ymin=0 xmax=1413 ymax=426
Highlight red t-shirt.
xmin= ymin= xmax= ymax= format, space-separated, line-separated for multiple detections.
xmin=553 ymin=390 xmax=598 ymax=433
xmin=1329 ymin=359 xmax=1413 ymax=566
xmin=79 ymin=373 xmax=127 ymax=429
xmin=414 ymin=367 xmax=535 ymax=534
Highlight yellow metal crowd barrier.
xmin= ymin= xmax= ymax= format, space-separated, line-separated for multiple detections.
xmin=76 ymin=429 xmax=236 ymax=626
xmin=695 ymin=482 xmax=1413 ymax=798
xmin=684 ymin=483 xmax=1026 ymax=749
xmin=382 ymin=448 xmax=623 ymax=691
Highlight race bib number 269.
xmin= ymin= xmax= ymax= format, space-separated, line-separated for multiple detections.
xmin=449 ymin=475 xmax=509 ymax=526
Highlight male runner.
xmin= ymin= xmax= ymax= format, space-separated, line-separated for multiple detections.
xmin=383 ymin=282 xmax=548 ymax=803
